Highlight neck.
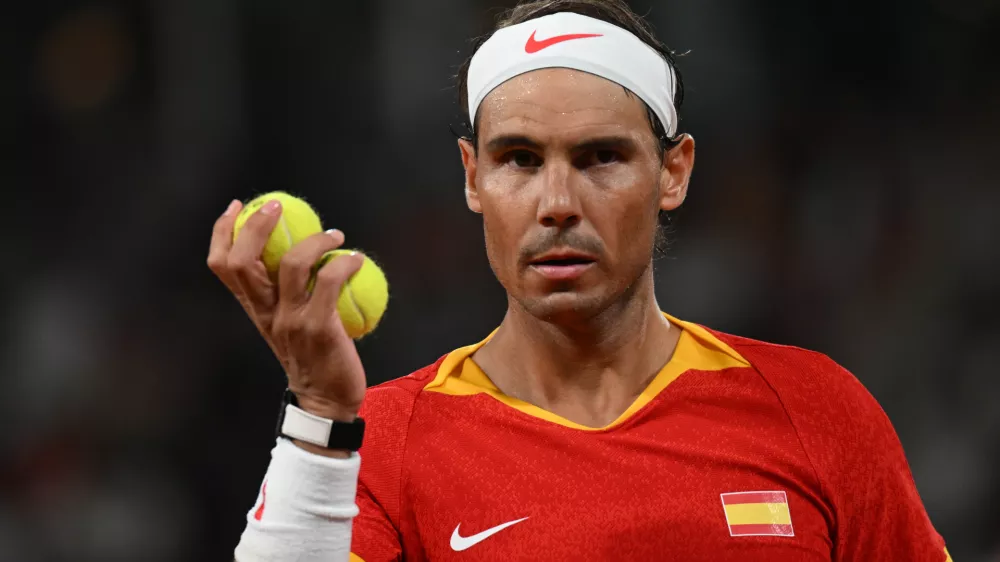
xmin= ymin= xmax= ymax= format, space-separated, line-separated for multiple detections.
xmin=474 ymin=266 xmax=679 ymax=428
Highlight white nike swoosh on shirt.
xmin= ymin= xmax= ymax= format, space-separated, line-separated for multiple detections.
xmin=449 ymin=517 xmax=529 ymax=551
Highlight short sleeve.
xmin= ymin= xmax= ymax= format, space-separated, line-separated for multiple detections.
xmin=347 ymin=368 xmax=438 ymax=562
xmin=742 ymin=345 xmax=950 ymax=561
xmin=827 ymin=393 xmax=947 ymax=561
xmin=350 ymin=477 xmax=402 ymax=562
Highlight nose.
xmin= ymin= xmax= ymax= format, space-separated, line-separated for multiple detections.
xmin=536 ymin=161 xmax=581 ymax=229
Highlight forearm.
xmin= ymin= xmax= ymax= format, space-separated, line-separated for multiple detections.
xmin=233 ymin=438 xmax=360 ymax=562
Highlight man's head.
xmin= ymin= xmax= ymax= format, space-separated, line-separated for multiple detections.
xmin=456 ymin=0 xmax=695 ymax=324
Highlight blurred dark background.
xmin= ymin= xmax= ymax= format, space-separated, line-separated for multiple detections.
xmin=3 ymin=0 xmax=998 ymax=560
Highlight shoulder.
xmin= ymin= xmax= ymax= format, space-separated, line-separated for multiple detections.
xmin=354 ymin=355 xmax=446 ymax=522
xmin=706 ymin=328 xmax=902 ymax=481
xmin=694 ymin=332 xmax=944 ymax=555
xmin=706 ymin=328 xmax=879 ymax=418
xmin=359 ymin=355 xmax=446 ymax=434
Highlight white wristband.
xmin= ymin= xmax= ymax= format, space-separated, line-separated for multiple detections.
xmin=234 ymin=438 xmax=361 ymax=562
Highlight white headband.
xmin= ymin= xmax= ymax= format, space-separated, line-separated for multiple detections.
xmin=467 ymin=12 xmax=678 ymax=137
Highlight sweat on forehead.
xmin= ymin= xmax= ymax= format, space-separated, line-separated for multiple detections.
xmin=477 ymin=68 xmax=650 ymax=136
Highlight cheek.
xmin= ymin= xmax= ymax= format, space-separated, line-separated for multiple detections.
xmin=602 ymin=200 xmax=657 ymax=265
xmin=478 ymin=174 xmax=529 ymax=276
xmin=480 ymin=209 xmax=505 ymax=263
xmin=591 ymin=171 xmax=661 ymax=259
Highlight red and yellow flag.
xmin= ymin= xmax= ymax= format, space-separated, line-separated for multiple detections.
xmin=721 ymin=491 xmax=794 ymax=537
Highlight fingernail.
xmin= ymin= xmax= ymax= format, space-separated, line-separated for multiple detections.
xmin=261 ymin=200 xmax=281 ymax=215
xmin=325 ymin=229 xmax=343 ymax=238
xmin=224 ymin=199 xmax=240 ymax=216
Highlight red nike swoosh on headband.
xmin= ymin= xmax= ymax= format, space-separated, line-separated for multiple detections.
xmin=524 ymin=30 xmax=603 ymax=53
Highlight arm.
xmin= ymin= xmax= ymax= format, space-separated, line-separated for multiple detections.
xmin=206 ymin=199 xmax=396 ymax=561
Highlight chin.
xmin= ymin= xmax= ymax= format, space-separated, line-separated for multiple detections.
xmin=518 ymin=289 xmax=610 ymax=325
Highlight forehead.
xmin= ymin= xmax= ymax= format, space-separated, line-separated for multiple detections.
xmin=477 ymin=68 xmax=651 ymax=141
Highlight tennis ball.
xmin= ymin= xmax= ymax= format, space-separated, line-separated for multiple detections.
xmin=311 ymin=250 xmax=389 ymax=340
xmin=231 ymin=192 xmax=389 ymax=338
xmin=232 ymin=192 xmax=323 ymax=275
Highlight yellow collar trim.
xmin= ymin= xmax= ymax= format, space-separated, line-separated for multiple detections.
xmin=424 ymin=313 xmax=749 ymax=431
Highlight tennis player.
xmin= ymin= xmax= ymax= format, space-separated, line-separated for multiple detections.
xmin=210 ymin=1 xmax=952 ymax=560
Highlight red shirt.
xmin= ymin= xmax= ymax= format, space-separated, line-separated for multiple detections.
xmin=349 ymin=315 xmax=950 ymax=561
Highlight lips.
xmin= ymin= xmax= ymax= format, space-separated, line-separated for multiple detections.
xmin=528 ymin=249 xmax=597 ymax=281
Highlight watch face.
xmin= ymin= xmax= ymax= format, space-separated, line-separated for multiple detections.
xmin=329 ymin=418 xmax=366 ymax=451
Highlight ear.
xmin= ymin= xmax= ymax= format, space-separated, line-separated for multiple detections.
xmin=658 ymin=134 xmax=695 ymax=212
xmin=458 ymin=138 xmax=482 ymax=214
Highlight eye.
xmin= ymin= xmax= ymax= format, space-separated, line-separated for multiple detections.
xmin=505 ymin=150 xmax=542 ymax=169
xmin=594 ymin=150 xmax=620 ymax=165
xmin=575 ymin=149 xmax=624 ymax=169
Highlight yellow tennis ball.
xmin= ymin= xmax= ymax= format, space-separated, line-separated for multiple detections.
xmin=232 ymin=192 xmax=323 ymax=275
xmin=311 ymin=250 xmax=389 ymax=339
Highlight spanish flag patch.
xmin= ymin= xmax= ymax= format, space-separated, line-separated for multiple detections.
xmin=721 ymin=491 xmax=794 ymax=537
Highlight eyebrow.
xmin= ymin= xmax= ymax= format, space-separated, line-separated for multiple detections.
xmin=575 ymin=136 xmax=638 ymax=154
xmin=483 ymin=134 xmax=639 ymax=154
xmin=484 ymin=135 xmax=542 ymax=153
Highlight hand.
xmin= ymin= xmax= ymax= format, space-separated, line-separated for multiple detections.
xmin=207 ymin=199 xmax=367 ymax=425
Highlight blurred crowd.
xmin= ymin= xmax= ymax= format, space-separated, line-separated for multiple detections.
xmin=2 ymin=0 xmax=998 ymax=560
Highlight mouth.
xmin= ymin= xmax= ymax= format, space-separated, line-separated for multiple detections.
xmin=528 ymin=251 xmax=597 ymax=281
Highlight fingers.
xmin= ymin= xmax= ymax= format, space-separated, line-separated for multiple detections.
xmin=228 ymin=199 xmax=283 ymax=307
xmin=228 ymin=199 xmax=282 ymax=268
xmin=206 ymin=199 xmax=243 ymax=291
xmin=270 ymin=251 xmax=362 ymax=369
xmin=278 ymin=229 xmax=346 ymax=307
xmin=308 ymin=251 xmax=365 ymax=321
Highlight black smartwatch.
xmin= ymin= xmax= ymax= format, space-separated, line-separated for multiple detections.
xmin=275 ymin=389 xmax=365 ymax=451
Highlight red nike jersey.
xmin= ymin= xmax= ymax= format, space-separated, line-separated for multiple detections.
xmin=349 ymin=315 xmax=950 ymax=562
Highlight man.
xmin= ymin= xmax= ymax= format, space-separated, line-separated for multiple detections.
xmin=210 ymin=1 xmax=951 ymax=560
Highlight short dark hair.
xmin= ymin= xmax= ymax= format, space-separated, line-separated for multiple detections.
xmin=456 ymin=0 xmax=686 ymax=154
xmin=455 ymin=0 xmax=685 ymax=255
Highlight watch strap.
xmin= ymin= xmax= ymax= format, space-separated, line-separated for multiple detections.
xmin=277 ymin=389 xmax=365 ymax=451
xmin=281 ymin=404 xmax=336 ymax=446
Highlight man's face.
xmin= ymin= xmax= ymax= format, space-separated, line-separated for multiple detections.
xmin=459 ymin=68 xmax=692 ymax=323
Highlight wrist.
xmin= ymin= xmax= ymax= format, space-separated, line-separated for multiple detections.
xmin=292 ymin=393 xmax=360 ymax=423
xmin=277 ymin=390 xmax=364 ymax=458
xmin=292 ymin=439 xmax=353 ymax=459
